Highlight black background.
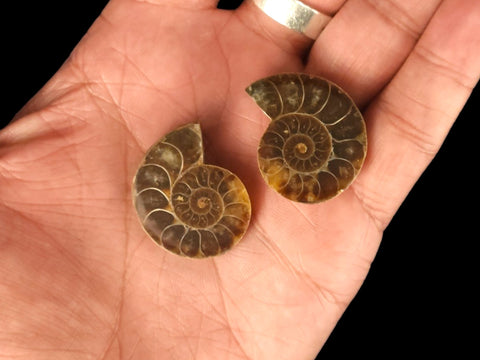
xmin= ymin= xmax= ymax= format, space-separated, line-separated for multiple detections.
xmin=2 ymin=0 xmax=478 ymax=358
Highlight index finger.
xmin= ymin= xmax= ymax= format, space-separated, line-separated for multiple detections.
xmin=351 ymin=0 xmax=480 ymax=230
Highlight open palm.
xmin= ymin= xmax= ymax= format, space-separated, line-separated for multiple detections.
xmin=1 ymin=0 xmax=479 ymax=358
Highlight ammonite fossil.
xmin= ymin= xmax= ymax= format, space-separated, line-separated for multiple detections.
xmin=246 ymin=73 xmax=367 ymax=203
xmin=132 ymin=123 xmax=251 ymax=258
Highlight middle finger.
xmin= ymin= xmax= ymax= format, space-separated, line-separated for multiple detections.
xmin=306 ymin=0 xmax=442 ymax=107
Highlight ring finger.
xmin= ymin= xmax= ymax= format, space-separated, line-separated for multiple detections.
xmin=235 ymin=0 xmax=347 ymax=55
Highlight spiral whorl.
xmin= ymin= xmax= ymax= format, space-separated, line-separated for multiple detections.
xmin=133 ymin=123 xmax=251 ymax=258
xmin=247 ymin=73 xmax=367 ymax=203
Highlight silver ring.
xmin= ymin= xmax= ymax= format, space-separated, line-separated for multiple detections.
xmin=251 ymin=0 xmax=331 ymax=39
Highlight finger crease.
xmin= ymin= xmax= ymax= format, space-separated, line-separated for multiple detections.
xmin=365 ymin=0 xmax=423 ymax=40
xmin=412 ymin=44 xmax=478 ymax=91
xmin=376 ymin=96 xmax=439 ymax=156
xmin=349 ymin=183 xmax=388 ymax=231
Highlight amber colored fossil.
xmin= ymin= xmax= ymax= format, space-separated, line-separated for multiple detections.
xmin=132 ymin=123 xmax=251 ymax=258
xmin=246 ymin=73 xmax=367 ymax=203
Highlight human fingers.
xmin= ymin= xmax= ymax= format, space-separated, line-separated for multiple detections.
xmin=306 ymin=0 xmax=442 ymax=107
xmin=234 ymin=0 xmax=346 ymax=56
xmin=352 ymin=0 xmax=480 ymax=230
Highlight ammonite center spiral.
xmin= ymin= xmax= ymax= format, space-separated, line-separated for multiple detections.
xmin=280 ymin=115 xmax=332 ymax=172
xmin=172 ymin=185 xmax=223 ymax=228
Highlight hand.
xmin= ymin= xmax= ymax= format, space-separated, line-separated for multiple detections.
xmin=1 ymin=0 xmax=478 ymax=358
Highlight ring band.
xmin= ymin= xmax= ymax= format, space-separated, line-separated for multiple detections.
xmin=251 ymin=0 xmax=331 ymax=39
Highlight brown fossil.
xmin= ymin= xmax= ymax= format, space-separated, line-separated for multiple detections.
xmin=132 ymin=123 xmax=251 ymax=258
xmin=246 ymin=73 xmax=367 ymax=203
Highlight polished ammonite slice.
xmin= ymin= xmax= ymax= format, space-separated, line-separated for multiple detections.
xmin=133 ymin=123 xmax=251 ymax=258
xmin=246 ymin=73 xmax=367 ymax=203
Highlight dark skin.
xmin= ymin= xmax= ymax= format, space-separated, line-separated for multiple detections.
xmin=1 ymin=0 xmax=479 ymax=358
